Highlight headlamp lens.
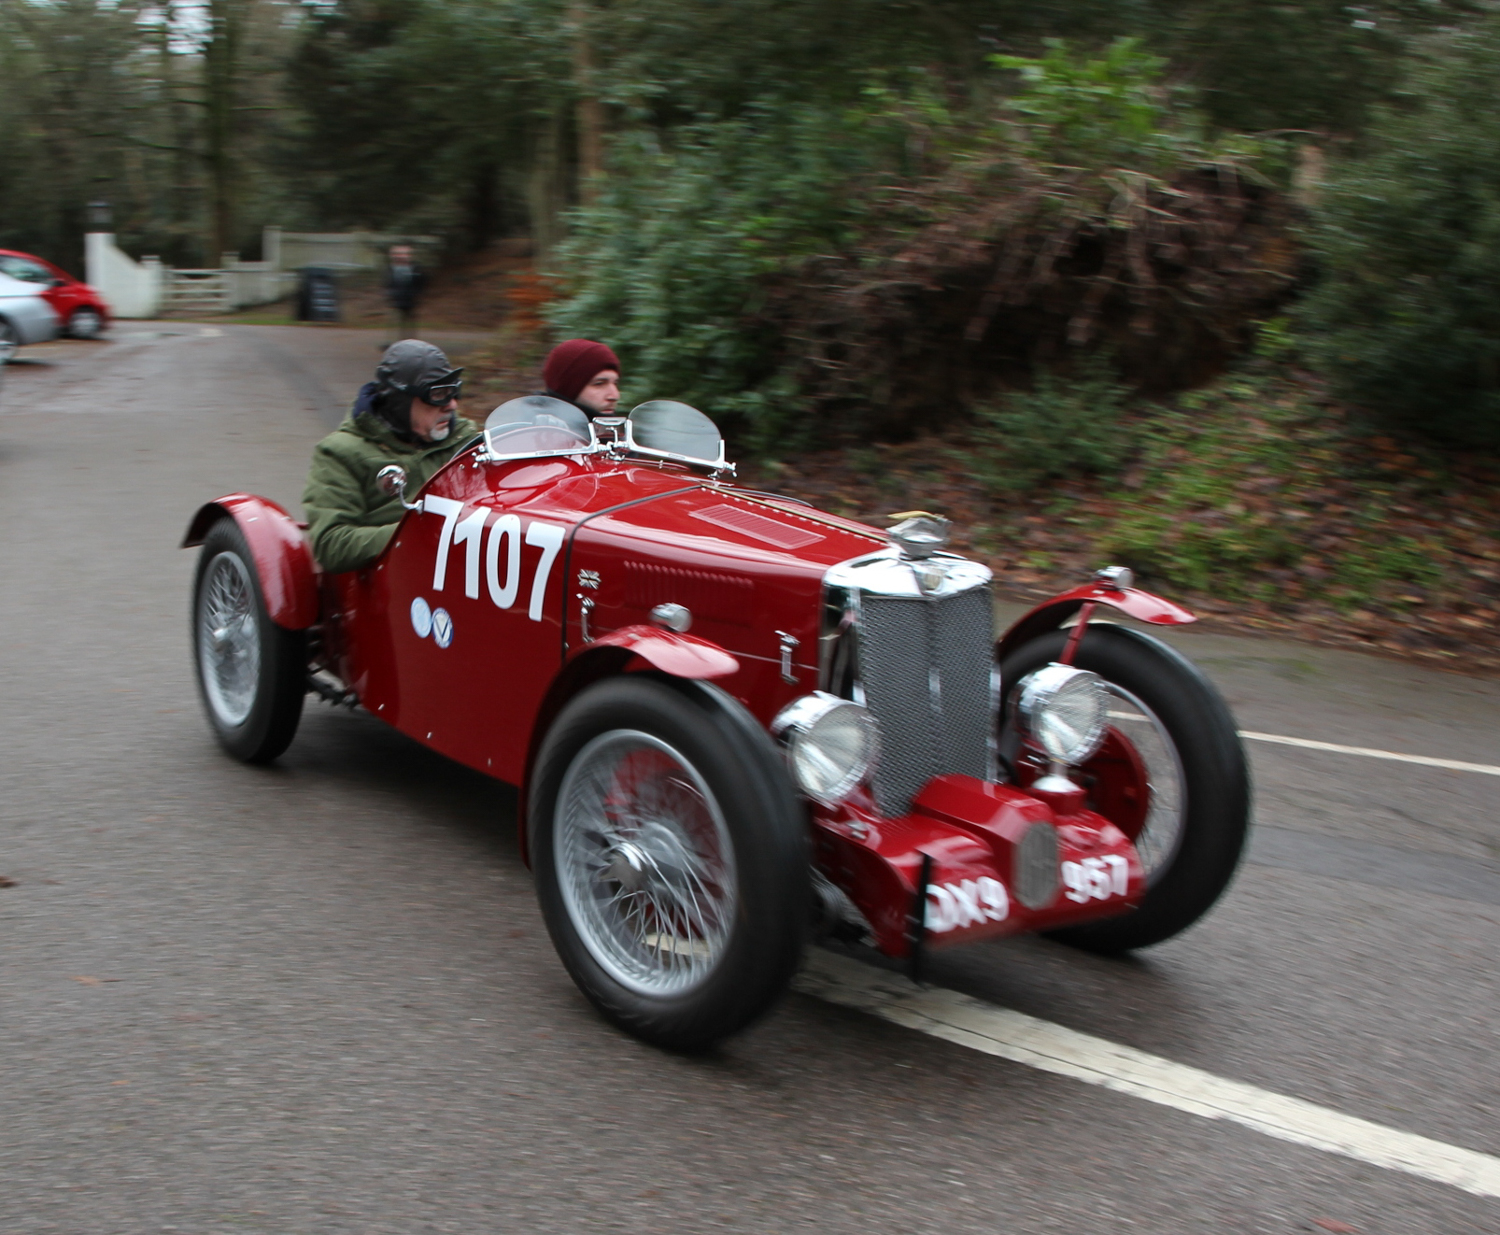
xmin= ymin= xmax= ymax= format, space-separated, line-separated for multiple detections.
xmin=1017 ymin=663 xmax=1108 ymax=766
xmin=771 ymin=692 xmax=879 ymax=805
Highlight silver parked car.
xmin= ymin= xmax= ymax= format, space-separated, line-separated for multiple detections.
xmin=0 ymin=271 xmax=61 ymax=363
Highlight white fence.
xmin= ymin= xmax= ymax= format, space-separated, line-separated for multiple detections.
xmin=161 ymin=269 xmax=233 ymax=314
xmin=86 ymin=225 xmax=434 ymax=318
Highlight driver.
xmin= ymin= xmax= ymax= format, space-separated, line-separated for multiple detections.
xmin=541 ymin=338 xmax=621 ymax=416
xmin=303 ymin=340 xmax=479 ymax=574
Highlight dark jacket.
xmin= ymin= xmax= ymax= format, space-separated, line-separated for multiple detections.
xmin=303 ymin=391 xmax=478 ymax=574
xmin=383 ymin=262 xmax=425 ymax=312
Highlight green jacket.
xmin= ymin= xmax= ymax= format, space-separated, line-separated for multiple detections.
xmin=303 ymin=411 xmax=480 ymax=574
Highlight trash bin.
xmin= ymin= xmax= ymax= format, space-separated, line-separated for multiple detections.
xmin=296 ymin=266 xmax=341 ymax=322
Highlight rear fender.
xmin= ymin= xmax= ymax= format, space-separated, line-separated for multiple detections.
xmin=996 ymin=581 xmax=1194 ymax=664
xmin=182 ymin=494 xmax=319 ymax=631
xmin=516 ymin=632 xmax=742 ymax=866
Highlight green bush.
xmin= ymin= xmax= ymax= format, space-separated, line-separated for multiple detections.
xmin=968 ymin=362 xmax=1133 ymax=495
xmin=1299 ymin=15 xmax=1500 ymax=451
xmin=545 ymin=106 xmax=888 ymax=454
xmin=1094 ymin=376 xmax=1308 ymax=595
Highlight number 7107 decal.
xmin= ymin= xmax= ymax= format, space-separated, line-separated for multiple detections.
xmin=423 ymin=497 xmax=565 ymax=622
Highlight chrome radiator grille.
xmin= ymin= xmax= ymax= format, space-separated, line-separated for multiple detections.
xmin=856 ymin=584 xmax=995 ymax=816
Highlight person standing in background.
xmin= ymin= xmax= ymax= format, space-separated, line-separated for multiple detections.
xmin=383 ymin=244 xmax=426 ymax=337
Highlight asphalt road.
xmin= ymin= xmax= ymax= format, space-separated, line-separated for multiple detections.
xmin=2 ymin=324 xmax=1497 ymax=1235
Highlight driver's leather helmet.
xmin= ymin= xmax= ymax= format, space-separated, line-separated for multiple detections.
xmin=373 ymin=339 xmax=459 ymax=440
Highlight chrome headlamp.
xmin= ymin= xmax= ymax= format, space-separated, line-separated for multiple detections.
xmin=1016 ymin=663 xmax=1108 ymax=766
xmin=771 ymin=692 xmax=879 ymax=805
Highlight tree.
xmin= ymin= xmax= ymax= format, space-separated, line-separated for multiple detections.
xmin=1299 ymin=14 xmax=1500 ymax=450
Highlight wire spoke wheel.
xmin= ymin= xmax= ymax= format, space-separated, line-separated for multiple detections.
xmin=197 ymin=550 xmax=261 ymax=728
xmin=1103 ymin=684 xmax=1186 ymax=885
xmin=555 ymin=730 xmax=737 ymax=998
xmin=532 ymin=677 xmax=807 ymax=1049
xmin=1001 ymin=623 xmax=1248 ymax=951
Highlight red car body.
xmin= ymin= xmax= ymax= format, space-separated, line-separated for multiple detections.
xmin=184 ymin=441 xmax=1205 ymax=961
xmin=0 ymin=249 xmax=111 ymax=337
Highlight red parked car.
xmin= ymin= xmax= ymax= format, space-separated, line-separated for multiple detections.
xmin=0 ymin=249 xmax=110 ymax=339
xmin=183 ymin=398 xmax=1250 ymax=1050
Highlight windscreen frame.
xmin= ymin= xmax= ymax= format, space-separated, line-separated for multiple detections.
xmin=478 ymin=395 xmax=604 ymax=464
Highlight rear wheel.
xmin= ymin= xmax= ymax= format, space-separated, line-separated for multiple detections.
xmin=192 ymin=519 xmax=306 ymax=763
xmin=68 ymin=308 xmax=104 ymax=339
xmin=0 ymin=319 xmax=19 ymax=363
xmin=531 ymin=676 xmax=808 ymax=1050
xmin=1000 ymin=624 xmax=1249 ymax=951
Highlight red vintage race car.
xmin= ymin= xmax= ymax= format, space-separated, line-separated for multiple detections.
xmin=184 ymin=398 xmax=1249 ymax=1049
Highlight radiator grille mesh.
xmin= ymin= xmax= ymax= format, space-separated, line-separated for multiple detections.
xmin=858 ymin=585 xmax=994 ymax=815
xmin=1015 ymin=823 xmax=1060 ymax=909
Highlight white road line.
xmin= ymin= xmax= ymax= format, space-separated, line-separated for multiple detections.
xmin=1108 ymin=712 xmax=1500 ymax=776
xmin=1239 ymin=731 xmax=1500 ymax=776
xmin=795 ymin=949 xmax=1500 ymax=1200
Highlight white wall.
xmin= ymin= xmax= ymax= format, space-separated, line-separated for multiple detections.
xmin=85 ymin=233 xmax=162 ymax=318
xmin=273 ymin=228 xmax=437 ymax=272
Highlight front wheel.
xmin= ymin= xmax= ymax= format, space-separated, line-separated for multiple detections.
xmin=1000 ymin=623 xmax=1250 ymax=952
xmin=531 ymin=676 xmax=809 ymax=1050
xmin=192 ymin=519 xmax=306 ymax=763
xmin=68 ymin=308 xmax=105 ymax=339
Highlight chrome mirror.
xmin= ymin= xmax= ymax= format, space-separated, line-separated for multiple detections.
xmin=375 ymin=464 xmax=421 ymax=511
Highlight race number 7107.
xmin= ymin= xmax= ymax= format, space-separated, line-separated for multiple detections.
xmin=424 ymin=498 xmax=565 ymax=622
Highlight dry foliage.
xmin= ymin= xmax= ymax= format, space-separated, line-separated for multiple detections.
xmin=769 ymin=155 xmax=1298 ymax=436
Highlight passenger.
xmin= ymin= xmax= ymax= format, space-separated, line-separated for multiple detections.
xmin=303 ymin=340 xmax=479 ymax=574
xmin=541 ymin=338 xmax=621 ymax=417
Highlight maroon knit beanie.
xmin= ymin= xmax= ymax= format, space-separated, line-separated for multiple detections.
xmin=542 ymin=339 xmax=621 ymax=402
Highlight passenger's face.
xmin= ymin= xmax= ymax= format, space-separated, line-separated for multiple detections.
xmin=409 ymin=393 xmax=456 ymax=442
xmin=576 ymin=369 xmax=620 ymax=415
xmin=390 ymin=246 xmax=413 ymax=266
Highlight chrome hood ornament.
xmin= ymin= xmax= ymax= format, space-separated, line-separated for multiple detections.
xmin=886 ymin=512 xmax=950 ymax=560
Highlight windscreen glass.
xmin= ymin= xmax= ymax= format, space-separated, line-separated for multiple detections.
xmin=626 ymin=400 xmax=723 ymax=466
xmin=484 ymin=396 xmax=594 ymax=458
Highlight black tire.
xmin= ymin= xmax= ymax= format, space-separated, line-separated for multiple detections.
xmin=191 ymin=518 xmax=306 ymax=763
xmin=68 ymin=308 xmax=105 ymax=339
xmin=530 ymin=675 xmax=809 ymax=1051
xmin=0 ymin=318 xmax=18 ymax=364
xmin=1000 ymin=624 xmax=1250 ymax=952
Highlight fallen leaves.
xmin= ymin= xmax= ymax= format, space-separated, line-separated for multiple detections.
xmin=1311 ymin=1220 xmax=1360 ymax=1234
xmin=0 ymin=875 xmax=16 ymax=888
xmin=730 ymin=381 xmax=1500 ymax=672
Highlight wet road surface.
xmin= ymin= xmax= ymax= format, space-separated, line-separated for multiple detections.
xmin=2 ymin=325 xmax=1496 ymax=1233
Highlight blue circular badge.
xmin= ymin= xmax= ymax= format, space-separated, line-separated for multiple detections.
xmin=432 ymin=607 xmax=454 ymax=649
xmin=410 ymin=596 xmax=433 ymax=639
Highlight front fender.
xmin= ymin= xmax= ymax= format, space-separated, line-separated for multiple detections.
xmin=182 ymin=494 xmax=319 ymax=630
xmin=588 ymin=625 xmax=739 ymax=679
xmin=515 ymin=631 xmax=741 ymax=866
xmin=996 ymin=580 xmax=1194 ymax=663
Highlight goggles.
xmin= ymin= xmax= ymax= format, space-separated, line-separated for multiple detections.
xmin=412 ymin=369 xmax=464 ymax=406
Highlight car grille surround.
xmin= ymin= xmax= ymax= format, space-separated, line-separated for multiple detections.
xmin=824 ymin=551 xmax=995 ymax=817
